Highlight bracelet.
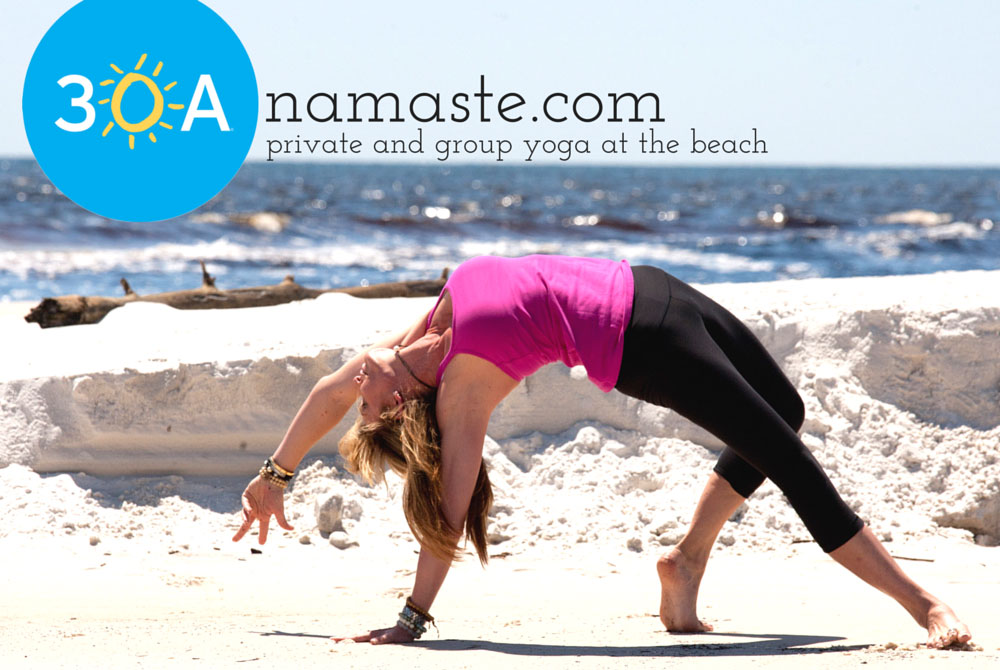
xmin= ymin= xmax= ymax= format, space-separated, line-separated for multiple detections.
xmin=264 ymin=457 xmax=294 ymax=482
xmin=267 ymin=457 xmax=295 ymax=479
xmin=405 ymin=597 xmax=434 ymax=623
xmin=260 ymin=458 xmax=294 ymax=489
xmin=258 ymin=465 xmax=289 ymax=490
xmin=396 ymin=608 xmax=426 ymax=639
xmin=396 ymin=603 xmax=434 ymax=639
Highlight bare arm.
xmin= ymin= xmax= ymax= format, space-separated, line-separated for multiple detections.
xmin=409 ymin=386 xmax=494 ymax=609
xmin=232 ymin=309 xmax=430 ymax=544
xmin=337 ymin=355 xmax=517 ymax=644
xmin=272 ymin=312 xmax=430 ymax=472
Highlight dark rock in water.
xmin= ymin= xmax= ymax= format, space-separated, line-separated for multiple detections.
xmin=354 ymin=214 xmax=454 ymax=228
xmin=596 ymin=217 xmax=652 ymax=233
xmin=754 ymin=206 xmax=843 ymax=230
xmin=563 ymin=215 xmax=651 ymax=233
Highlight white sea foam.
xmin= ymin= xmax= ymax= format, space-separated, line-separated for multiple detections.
xmin=0 ymin=238 xmax=780 ymax=287
xmin=0 ymin=239 xmax=402 ymax=279
xmin=874 ymin=209 xmax=954 ymax=226
xmin=847 ymin=222 xmax=988 ymax=259
xmin=455 ymin=239 xmax=776 ymax=274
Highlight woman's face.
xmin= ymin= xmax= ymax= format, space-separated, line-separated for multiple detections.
xmin=354 ymin=347 xmax=404 ymax=423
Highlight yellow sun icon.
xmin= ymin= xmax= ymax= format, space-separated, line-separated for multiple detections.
xmin=98 ymin=53 xmax=185 ymax=150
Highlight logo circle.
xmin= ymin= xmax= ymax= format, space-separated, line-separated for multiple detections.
xmin=23 ymin=0 xmax=258 ymax=222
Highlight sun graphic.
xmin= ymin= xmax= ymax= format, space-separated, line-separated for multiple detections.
xmin=98 ymin=53 xmax=185 ymax=150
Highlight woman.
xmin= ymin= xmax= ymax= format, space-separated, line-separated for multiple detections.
xmin=232 ymin=254 xmax=971 ymax=648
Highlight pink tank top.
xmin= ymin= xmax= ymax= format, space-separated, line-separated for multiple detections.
xmin=426 ymin=255 xmax=634 ymax=392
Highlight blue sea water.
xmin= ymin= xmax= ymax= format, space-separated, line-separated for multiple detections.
xmin=1 ymin=159 xmax=998 ymax=302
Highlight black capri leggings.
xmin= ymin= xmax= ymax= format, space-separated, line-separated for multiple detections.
xmin=614 ymin=265 xmax=863 ymax=553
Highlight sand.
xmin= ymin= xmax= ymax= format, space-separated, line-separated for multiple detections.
xmin=1 ymin=270 xmax=999 ymax=667
xmin=1 ymin=534 xmax=997 ymax=668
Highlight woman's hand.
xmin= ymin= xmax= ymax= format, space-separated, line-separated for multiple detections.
xmin=231 ymin=475 xmax=294 ymax=544
xmin=332 ymin=625 xmax=415 ymax=645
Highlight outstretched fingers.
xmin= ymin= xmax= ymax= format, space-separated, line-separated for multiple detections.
xmin=258 ymin=512 xmax=271 ymax=545
xmin=231 ymin=491 xmax=258 ymax=542
xmin=332 ymin=629 xmax=382 ymax=644
xmin=332 ymin=626 xmax=414 ymax=645
xmin=231 ymin=482 xmax=294 ymax=544
xmin=231 ymin=517 xmax=252 ymax=542
xmin=274 ymin=506 xmax=294 ymax=532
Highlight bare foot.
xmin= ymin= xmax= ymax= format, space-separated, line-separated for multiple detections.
xmin=924 ymin=602 xmax=972 ymax=649
xmin=657 ymin=549 xmax=713 ymax=632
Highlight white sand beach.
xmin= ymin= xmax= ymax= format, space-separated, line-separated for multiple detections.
xmin=1 ymin=270 xmax=999 ymax=668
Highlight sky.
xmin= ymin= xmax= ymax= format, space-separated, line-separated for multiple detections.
xmin=3 ymin=0 xmax=999 ymax=166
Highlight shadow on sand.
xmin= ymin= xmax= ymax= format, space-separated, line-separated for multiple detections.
xmin=257 ymin=629 xmax=869 ymax=657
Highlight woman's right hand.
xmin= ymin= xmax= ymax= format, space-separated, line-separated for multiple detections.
xmin=232 ymin=475 xmax=294 ymax=544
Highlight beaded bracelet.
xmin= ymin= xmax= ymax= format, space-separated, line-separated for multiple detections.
xmin=397 ymin=601 xmax=436 ymax=639
xmin=258 ymin=465 xmax=289 ymax=490
xmin=397 ymin=606 xmax=427 ymax=639
xmin=259 ymin=458 xmax=294 ymax=489
xmin=405 ymin=597 xmax=434 ymax=623
xmin=264 ymin=457 xmax=294 ymax=482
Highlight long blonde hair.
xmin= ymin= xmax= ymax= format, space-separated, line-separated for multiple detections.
xmin=338 ymin=395 xmax=493 ymax=565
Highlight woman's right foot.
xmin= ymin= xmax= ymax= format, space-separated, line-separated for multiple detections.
xmin=923 ymin=602 xmax=972 ymax=649
xmin=657 ymin=549 xmax=712 ymax=632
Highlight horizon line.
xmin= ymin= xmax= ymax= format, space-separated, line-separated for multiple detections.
xmin=2 ymin=155 xmax=1000 ymax=171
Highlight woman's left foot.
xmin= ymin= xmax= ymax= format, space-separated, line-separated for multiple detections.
xmin=657 ymin=549 xmax=713 ymax=633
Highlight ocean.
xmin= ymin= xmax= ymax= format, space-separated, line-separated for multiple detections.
xmin=1 ymin=159 xmax=998 ymax=302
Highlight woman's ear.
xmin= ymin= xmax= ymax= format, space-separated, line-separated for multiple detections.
xmin=388 ymin=392 xmax=406 ymax=420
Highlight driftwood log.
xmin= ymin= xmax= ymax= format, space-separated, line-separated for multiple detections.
xmin=25 ymin=261 xmax=449 ymax=328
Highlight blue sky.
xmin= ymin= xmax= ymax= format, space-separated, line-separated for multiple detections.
xmin=4 ymin=0 xmax=998 ymax=165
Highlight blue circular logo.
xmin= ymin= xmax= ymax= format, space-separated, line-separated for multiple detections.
xmin=23 ymin=0 xmax=258 ymax=222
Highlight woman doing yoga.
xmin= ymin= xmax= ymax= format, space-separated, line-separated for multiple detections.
xmin=233 ymin=254 xmax=971 ymax=648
